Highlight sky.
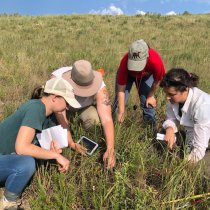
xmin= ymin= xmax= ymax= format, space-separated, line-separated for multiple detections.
xmin=0 ymin=0 xmax=210 ymax=16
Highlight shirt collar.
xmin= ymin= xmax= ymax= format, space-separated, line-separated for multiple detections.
xmin=182 ymin=88 xmax=193 ymax=113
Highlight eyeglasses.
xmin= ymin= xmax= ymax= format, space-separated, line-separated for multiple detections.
xmin=166 ymin=92 xmax=178 ymax=97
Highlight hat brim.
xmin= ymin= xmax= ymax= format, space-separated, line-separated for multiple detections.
xmin=45 ymin=89 xmax=81 ymax=109
xmin=62 ymin=70 xmax=103 ymax=97
xmin=64 ymin=96 xmax=81 ymax=108
xmin=127 ymin=59 xmax=147 ymax=72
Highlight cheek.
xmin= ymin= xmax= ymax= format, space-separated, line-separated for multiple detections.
xmin=56 ymin=100 xmax=67 ymax=111
xmin=168 ymin=96 xmax=178 ymax=103
xmin=173 ymin=95 xmax=182 ymax=102
xmin=61 ymin=101 xmax=67 ymax=109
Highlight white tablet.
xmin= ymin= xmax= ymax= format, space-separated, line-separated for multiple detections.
xmin=77 ymin=136 xmax=98 ymax=155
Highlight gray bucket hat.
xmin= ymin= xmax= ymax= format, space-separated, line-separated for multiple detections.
xmin=62 ymin=60 xmax=103 ymax=97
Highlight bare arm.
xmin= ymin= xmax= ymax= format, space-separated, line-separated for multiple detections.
xmin=96 ymin=87 xmax=115 ymax=169
xmin=15 ymin=126 xmax=69 ymax=172
xmin=117 ymin=84 xmax=126 ymax=122
xmin=146 ymin=80 xmax=160 ymax=108
xmin=147 ymin=80 xmax=160 ymax=98
xmin=164 ymin=127 xmax=176 ymax=150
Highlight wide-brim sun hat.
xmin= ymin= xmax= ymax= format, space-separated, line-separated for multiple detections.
xmin=62 ymin=60 xmax=103 ymax=97
xmin=127 ymin=39 xmax=149 ymax=72
xmin=44 ymin=77 xmax=81 ymax=108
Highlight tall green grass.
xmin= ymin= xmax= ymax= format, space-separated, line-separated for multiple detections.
xmin=0 ymin=13 xmax=210 ymax=209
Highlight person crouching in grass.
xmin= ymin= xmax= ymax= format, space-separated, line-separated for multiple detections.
xmin=0 ymin=77 xmax=81 ymax=209
xmin=160 ymin=68 xmax=210 ymax=163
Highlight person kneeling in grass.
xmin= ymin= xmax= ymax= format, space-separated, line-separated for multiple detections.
xmin=160 ymin=68 xmax=210 ymax=163
xmin=0 ymin=77 xmax=81 ymax=209
xmin=51 ymin=60 xmax=115 ymax=169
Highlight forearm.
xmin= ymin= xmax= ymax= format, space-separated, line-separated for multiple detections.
xmin=102 ymin=119 xmax=115 ymax=168
xmin=188 ymin=125 xmax=210 ymax=162
xmin=67 ymin=130 xmax=76 ymax=149
xmin=117 ymin=91 xmax=125 ymax=114
xmin=16 ymin=143 xmax=60 ymax=160
xmin=102 ymin=119 xmax=115 ymax=151
xmin=96 ymin=87 xmax=115 ymax=151
xmin=147 ymin=81 xmax=160 ymax=97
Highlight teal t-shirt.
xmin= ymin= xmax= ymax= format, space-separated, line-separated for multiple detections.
xmin=0 ymin=99 xmax=56 ymax=154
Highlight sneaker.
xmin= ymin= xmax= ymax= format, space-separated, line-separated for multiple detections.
xmin=1 ymin=196 xmax=21 ymax=210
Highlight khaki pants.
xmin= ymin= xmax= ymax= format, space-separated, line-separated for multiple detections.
xmin=68 ymin=106 xmax=100 ymax=130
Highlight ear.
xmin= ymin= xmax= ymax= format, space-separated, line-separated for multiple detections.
xmin=51 ymin=95 xmax=57 ymax=102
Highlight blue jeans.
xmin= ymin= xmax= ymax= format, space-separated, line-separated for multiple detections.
xmin=0 ymin=154 xmax=36 ymax=200
xmin=112 ymin=73 xmax=156 ymax=124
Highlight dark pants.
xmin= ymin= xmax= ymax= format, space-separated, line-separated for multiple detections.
xmin=112 ymin=73 xmax=156 ymax=124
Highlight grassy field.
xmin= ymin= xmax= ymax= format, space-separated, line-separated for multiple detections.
xmin=0 ymin=13 xmax=210 ymax=209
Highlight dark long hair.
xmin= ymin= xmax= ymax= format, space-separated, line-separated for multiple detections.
xmin=160 ymin=68 xmax=199 ymax=92
xmin=31 ymin=86 xmax=50 ymax=99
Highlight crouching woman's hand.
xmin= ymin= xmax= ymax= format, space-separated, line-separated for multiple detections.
xmin=56 ymin=154 xmax=70 ymax=173
xmin=50 ymin=140 xmax=70 ymax=173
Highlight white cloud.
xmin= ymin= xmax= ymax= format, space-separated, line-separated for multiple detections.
xmin=136 ymin=10 xmax=146 ymax=15
xmin=89 ymin=5 xmax=124 ymax=15
xmin=165 ymin=11 xmax=177 ymax=15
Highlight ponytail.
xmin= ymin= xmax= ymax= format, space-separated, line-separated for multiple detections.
xmin=160 ymin=68 xmax=199 ymax=92
xmin=31 ymin=86 xmax=50 ymax=99
xmin=188 ymin=73 xmax=199 ymax=87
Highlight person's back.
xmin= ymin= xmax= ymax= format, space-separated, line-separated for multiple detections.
xmin=113 ymin=39 xmax=165 ymax=125
xmin=51 ymin=60 xmax=116 ymax=169
xmin=0 ymin=99 xmax=58 ymax=155
xmin=0 ymin=77 xmax=80 ymax=209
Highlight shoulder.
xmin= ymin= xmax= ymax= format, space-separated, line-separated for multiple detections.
xmin=147 ymin=48 xmax=165 ymax=76
xmin=119 ymin=53 xmax=128 ymax=66
xmin=51 ymin=66 xmax=72 ymax=77
xmin=121 ymin=52 xmax=128 ymax=61
xmin=24 ymin=99 xmax=45 ymax=110
xmin=192 ymin=88 xmax=210 ymax=123
xmin=21 ymin=100 xmax=45 ymax=119
xmin=96 ymin=85 xmax=108 ymax=96
xmin=23 ymin=100 xmax=46 ymax=128
xmin=149 ymin=48 xmax=164 ymax=63
xmin=192 ymin=87 xmax=210 ymax=104
xmin=98 ymin=80 xmax=106 ymax=90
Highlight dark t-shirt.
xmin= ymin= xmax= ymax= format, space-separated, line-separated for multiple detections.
xmin=0 ymin=99 xmax=56 ymax=154
xmin=117 ymin=48 xmax=166 ymax=85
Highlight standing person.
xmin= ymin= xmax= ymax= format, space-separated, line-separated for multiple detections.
xmin=0 ymin=77 xmax=81 ymax=209
xmin=160 ymin=68 xmax=210 ymax=163
xmin=112 ymin=39 xmax=165 ymax=125
xmin=51 ymin=60 xmax=115 ymax=169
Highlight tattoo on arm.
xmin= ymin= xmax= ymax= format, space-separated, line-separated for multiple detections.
xmin=102 ymin=89 xmax=112 ymax=106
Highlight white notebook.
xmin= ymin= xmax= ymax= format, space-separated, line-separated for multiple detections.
xmin=37 ymin=125 xmax=68 ymax=150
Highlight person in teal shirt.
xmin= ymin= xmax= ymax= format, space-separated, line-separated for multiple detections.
xmin=0 ymin=77 xmax=81 ymax=209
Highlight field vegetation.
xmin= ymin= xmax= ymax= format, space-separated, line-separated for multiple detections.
xmin=0 ymin=13 xmax=210 ymax=209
